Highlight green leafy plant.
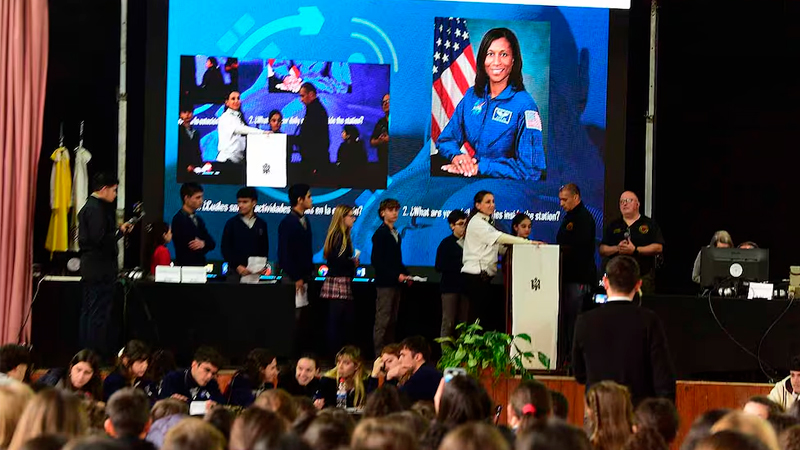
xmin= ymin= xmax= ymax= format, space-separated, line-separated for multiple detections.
xmin=435 ymin=320 xmax=550 ymax=380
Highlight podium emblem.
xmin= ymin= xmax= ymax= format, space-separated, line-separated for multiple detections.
xmin=531 ymin=278 xmax=541 ymax=291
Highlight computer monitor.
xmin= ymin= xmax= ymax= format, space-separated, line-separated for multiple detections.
xmin=700 ymin=247 xmax=770 ymax=288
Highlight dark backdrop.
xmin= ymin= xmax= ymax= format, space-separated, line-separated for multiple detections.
xmin=653 ymin=0 xmax=800 ymax=294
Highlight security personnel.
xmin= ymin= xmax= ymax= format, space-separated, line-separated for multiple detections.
xmin=600 ymin=191 xmax=665 ymax=294
xmin=436 ymin=28 xmax=546 ymax=181
xmin=555 ymin=183 xmax=597 ymax=368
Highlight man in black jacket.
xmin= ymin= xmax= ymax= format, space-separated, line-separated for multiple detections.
xmin=221 ymin=187 xmax=269 ymax=283
xmin=386 ymin=336 xmax=442 ymax=403
xmin=298 ymin=82 xmax=330 ymax=178
xmin=572 ymin=255 xmax=675 ymax=406
xmin=171 ymin=183 xmax=215 ymax=266
xmin=555 ymin=183 xmax=597 ymax=368
xmin=435 ymin=210 xmax=468 ymax=338
xmin=78 ymin=172 xmax=132 ymax=359
xmin=371 ymin=198 xmax=410 ymax=357
xmin=278 ymin=184 xmax=314 ymax=356
xmin=177 ymin=105 xmax=203 ymax=180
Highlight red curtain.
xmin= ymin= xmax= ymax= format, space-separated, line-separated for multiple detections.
xmin=0 ymin=0 xmax=48 ymax=342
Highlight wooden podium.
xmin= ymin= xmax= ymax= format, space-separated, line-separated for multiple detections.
xmin=505 ymin=244 xmax=560 ymax=370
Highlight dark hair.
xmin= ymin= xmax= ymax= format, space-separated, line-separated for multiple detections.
xmin=230 ymin=407 xmax=288 ymax=450
xmin=474 ymin=28 xmax=525 ymax=98
xmin=790 ymin=355 xmax=800 ymax=372
xmin=780 ymin=424 xmax=800 ymax=450
xmin=64 ymin=437 xmax=128 ymax=450
xmin=399 ymin=336 xmax=430 ymax=363
xmin=68 ymin=349 xmax=102 ymax=399
xmin=511 ymin=213 xmax=532 ymax=233
xmin=192 ymin=347 xmax=225 ymax=370
xmin=447 ymin=210 xmax=467 ymax=225
xmin=738 ymin=241 xmax=760 ymax=249
xmin=302 ymin=413 xmax=353 ymax=450
xmin=106 ymin=388 xmax=150 ymax=438
xmin=18 ymin=435 xmax=68 ymax=450
xmin=255 ymin=389 xmax=297 ymax=423
xmin=180 ymin=183 xmax=204 ymax=203
xmin=180 ymin=104 xmax=193 ymax=113
xmin=300 ymin=82 xmax=317 ymax=94
xmin=747 ymin=396 xmax=784 ymax=418
xmin=623 ymin=426 xmax=668 ymax=450
xmin=467 ymin=190 xmax=494 ymax=225
xmin=385 ymin=410 xmax=430 ymax=436
xmin=343 ymin=124 xmax=360 ymax=141
xmin=680 ymin=408 xmax=731 ymax=450
xmin=768 ymin=413 xmax=799 ymax=436
xmin=634 ymin=398 xmax=679 ymax=444
xmin=146 ymin=349 xmax=177 ymax=385
xmin=559 ymin=183 xmax=581 ymax=197
xmin=381 ymin=344 xmax=401 ymax=357
xmin=254 ymin=434 xmax=312 ymax=450
xmin=288 ymin=184 xmax=311 ymax=207
xmin=297 ymin=353 xmax=320 ymax=370
xmin=606 ymin=255 xmax=641 ymax=294
xmin=363 ymin=385 xmax=404 ymax=419
xmin=694 ymin=430 xmax=770 ymax=450
xmin=516 ymin=419 xmax=592 ymax=450
xmin=0 ymin=344 xmax=30 ymax=374
xmin=268 ymin=110 xmax=282 ymax=121
xmin=91 ymin=173 xmax=119 ymax=192
xmin=378 ymin=198 xmax=401 ymax=219
xmin=241 ymin=349 xmax=276 ymax=384
xmin=207 ymin=57 xmax=218 ymax=67
xmin=510 ymin=380 xmax=552 ymax=433
xmin=410 ymin=401 xmax=435 ymax=422
xmin=550 ymin=390 xmax=569 ymax=419
xmin=204 ymin=406 xmax=234 ymax=441
xmin=117 ymin=340 xmax=150 ymax=380
xmin=237 ymin=187 xmax=258 ymax=201
xmin=147 ymin=221 xmax=170 ymax=247
xmin=421 ymin=375 xmax=492 ymax=450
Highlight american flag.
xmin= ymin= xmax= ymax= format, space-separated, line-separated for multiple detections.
xmin=431 ymin=17 xmax=477 ymax=153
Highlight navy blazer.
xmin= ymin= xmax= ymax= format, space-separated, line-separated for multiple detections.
xmin=171 ymin=209 xmax=216 ymax=266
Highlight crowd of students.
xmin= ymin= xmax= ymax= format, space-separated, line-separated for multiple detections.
xmin=5 ymin=336 xmax=800 ymax=450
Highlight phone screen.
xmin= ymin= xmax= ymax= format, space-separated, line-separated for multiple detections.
xmin=594 ymin=293 xmax=608 ymax=304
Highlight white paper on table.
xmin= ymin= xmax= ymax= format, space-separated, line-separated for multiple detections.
xmin=748 ymin=282 xmax=774 ymax=300
xmin=189 ymin=401 xmax=206 ymax=416
xmin=295 ymin=284 xmax=309 ymax=308
xmin=241 ymin=257 xmax=268 ymax=284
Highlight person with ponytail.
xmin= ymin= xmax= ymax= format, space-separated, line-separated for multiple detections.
xmin=507 ymin=380 xmax=553 ymax=434
xmin=103 ymin=340 xmax=152 ymax=402
xmin=321 ymin=205 xmax=359 ymax=356
xmin=146 ymin=221 xmax=172 ymax=275
xmin=461 ymin=190 xmax=534 ymax=330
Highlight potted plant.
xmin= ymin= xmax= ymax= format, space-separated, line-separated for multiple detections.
xmin=435 ymin=320 xmax=550 ymax=380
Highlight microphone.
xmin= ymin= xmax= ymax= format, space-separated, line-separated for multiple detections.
xmin=623 ymin=229 xmax=631 ymax=241
xmin=125 ymin=202 xmax=146 ymax=226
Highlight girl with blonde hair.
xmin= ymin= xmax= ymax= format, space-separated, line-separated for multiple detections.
xmin=7 ymin=389 xmax=87 ymax=450
xmin=321 ymin=205 xmax=359 ymax=355
xmin=324 ymin=346 xmax=368 ymax=408
xmin=586 ymin=381 xmax=634 ymax=450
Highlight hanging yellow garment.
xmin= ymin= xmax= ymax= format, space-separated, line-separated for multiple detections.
xmin=45 ymin=146 xmax=72 ymax=257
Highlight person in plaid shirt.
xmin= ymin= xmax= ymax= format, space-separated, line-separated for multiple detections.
xmin=322 ymin=205 xmax=359 ymax=357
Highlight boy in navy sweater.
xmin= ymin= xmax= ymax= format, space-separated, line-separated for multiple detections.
xmin=371 ymin=198 xmax=410 ymax=357
xmin=159 ymin=347 xmax=225 ymax=408
xmin=171 ymin=183 xmax=215 ymax=266
xmin=435 ymin=210 xmax=468 ymax=338
xmin=221 ymin=187 xmax=269 ymax=283
xmin=279 ymin=184 xmax=315 ymax=356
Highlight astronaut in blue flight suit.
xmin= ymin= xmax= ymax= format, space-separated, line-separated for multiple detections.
xmin=436 ymin=27 xmax=546 ymax=181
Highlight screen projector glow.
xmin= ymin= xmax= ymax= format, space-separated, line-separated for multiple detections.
xmin=164 ymin=0 xmax=609 ymax=268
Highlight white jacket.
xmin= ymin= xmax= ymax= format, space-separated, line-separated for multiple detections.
xmin=768 ymin=375 xmax=797 ymax=410
xmin=216 ymin=108 xmax=263 ymax=163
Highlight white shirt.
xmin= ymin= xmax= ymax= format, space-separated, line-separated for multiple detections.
xmin=462 ymin=213 xmax=503 ymax=276
xmin=217 ymin=108 xmax=264 ymax=163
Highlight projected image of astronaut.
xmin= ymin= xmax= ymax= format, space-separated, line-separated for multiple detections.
xmin=268 ymin=60 xmax=352 ymax=94
xmin=433 ymin=27 xmax=546 ymax=181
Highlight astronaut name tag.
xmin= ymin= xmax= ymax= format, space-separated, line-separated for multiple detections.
xmin=491 ymin=107 xmax=512 ymax=125
xmin=525 ymin=110 xmax=542 ymax=130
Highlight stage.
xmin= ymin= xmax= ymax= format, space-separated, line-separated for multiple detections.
xmin=30 ymin=278 xmax=800 ymax=382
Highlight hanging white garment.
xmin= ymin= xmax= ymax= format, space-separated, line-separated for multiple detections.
xmin=69 ymin=145 xmax=92 ymax=251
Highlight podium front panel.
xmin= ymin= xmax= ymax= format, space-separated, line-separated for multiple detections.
xmin=247 ymin=134 xmax=288 ymax=188
xmin=511 ymin=244 xmax=560 ymax=370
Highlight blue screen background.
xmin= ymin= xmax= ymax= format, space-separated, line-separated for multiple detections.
xmin=165 ymin=0 xmax=609 ymax=268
